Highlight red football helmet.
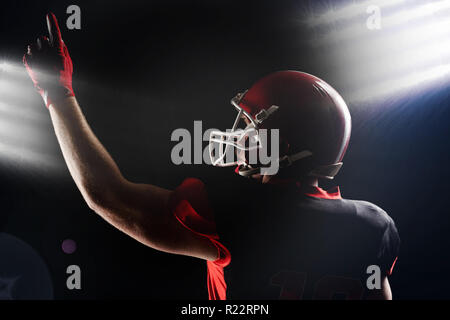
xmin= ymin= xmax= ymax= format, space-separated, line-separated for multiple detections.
xmin=209 ymin=71 xmax=351 ymax=179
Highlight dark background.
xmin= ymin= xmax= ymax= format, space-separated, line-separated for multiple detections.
xmin=0 ymin=0 xmax=449 ymax=299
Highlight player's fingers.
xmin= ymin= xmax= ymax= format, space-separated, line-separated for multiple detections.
xmin=63 ymin=43 xmax=73 ymax=73
xmin=23 ymin=44 xmax=35 ymax=67
xmin=25 ymin=43 xmax=37 ymax=57
xmin=46 ymin=12 xmax=63 ymax=48
xmin=62 ymin=41 xmax=70 ymax=56
xmin=38 ymin=36 xmax=51 ymax=51
xmin=36 ymin=37 xmax=42 ymax=50
xmin=23 ymin=53 xmax=29 ymax=66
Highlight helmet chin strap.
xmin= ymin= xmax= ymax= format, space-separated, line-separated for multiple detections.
xmin=278 ymin=150 xmax=345 ymax=179
xmin=237 ymin=150 xmax=313 ymax=178
xmin=309 ymin=162 xmax=343 ymax=180
xmin=237 ymin=150 xmax=343 ymax=180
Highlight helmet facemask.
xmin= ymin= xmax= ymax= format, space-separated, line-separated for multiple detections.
xmin=209 ymin=95 xmax=260 ymax=170
xmin=209 ymin=91 xmax=281 ymax=177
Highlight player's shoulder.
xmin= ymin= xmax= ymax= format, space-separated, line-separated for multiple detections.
xmin=343 ymin=198 xmax=395 ymax=231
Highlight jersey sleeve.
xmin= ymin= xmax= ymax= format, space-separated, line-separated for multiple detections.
xmin=168 ymin=178 xmax=231 ymax=300
xmin=378 ymin=219 xmax=400 ymax=276
xmin=168 ymin=178 xmax=217 ymax=238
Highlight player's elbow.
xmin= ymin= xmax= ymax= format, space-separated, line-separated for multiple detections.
xmin=80 ymin=180 xmax=122 ymax=214
xmin=84 ymin=191 xmax=107 ymax=213
xmin=83 ymin=189 xmax=112 ymax=214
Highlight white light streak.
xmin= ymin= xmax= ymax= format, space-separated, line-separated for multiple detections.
xmin=308 ymin=0 xmax=405 ymax=27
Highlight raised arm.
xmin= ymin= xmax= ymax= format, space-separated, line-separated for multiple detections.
xmin=23 ymin=13 xmax=217 ymax=261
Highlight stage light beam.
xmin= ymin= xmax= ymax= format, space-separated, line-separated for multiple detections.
xmin=308 ymin=0 xmax=405 ymax=27
xmin=307 ymin=0 xmax=450 ymax=102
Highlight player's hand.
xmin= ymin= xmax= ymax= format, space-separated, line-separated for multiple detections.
xmin=23 ymin=12 xmax=74 ymax=108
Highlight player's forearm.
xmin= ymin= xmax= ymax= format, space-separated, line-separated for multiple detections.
xmin=49 ymin=96 xmax=125 ymax=210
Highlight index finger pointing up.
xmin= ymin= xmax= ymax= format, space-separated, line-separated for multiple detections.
xmin=46 ymin=12 xmax=62 ymax=48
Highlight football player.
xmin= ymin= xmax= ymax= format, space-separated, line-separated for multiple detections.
xmin=23 ymin=13 xmax=399 ymax=300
